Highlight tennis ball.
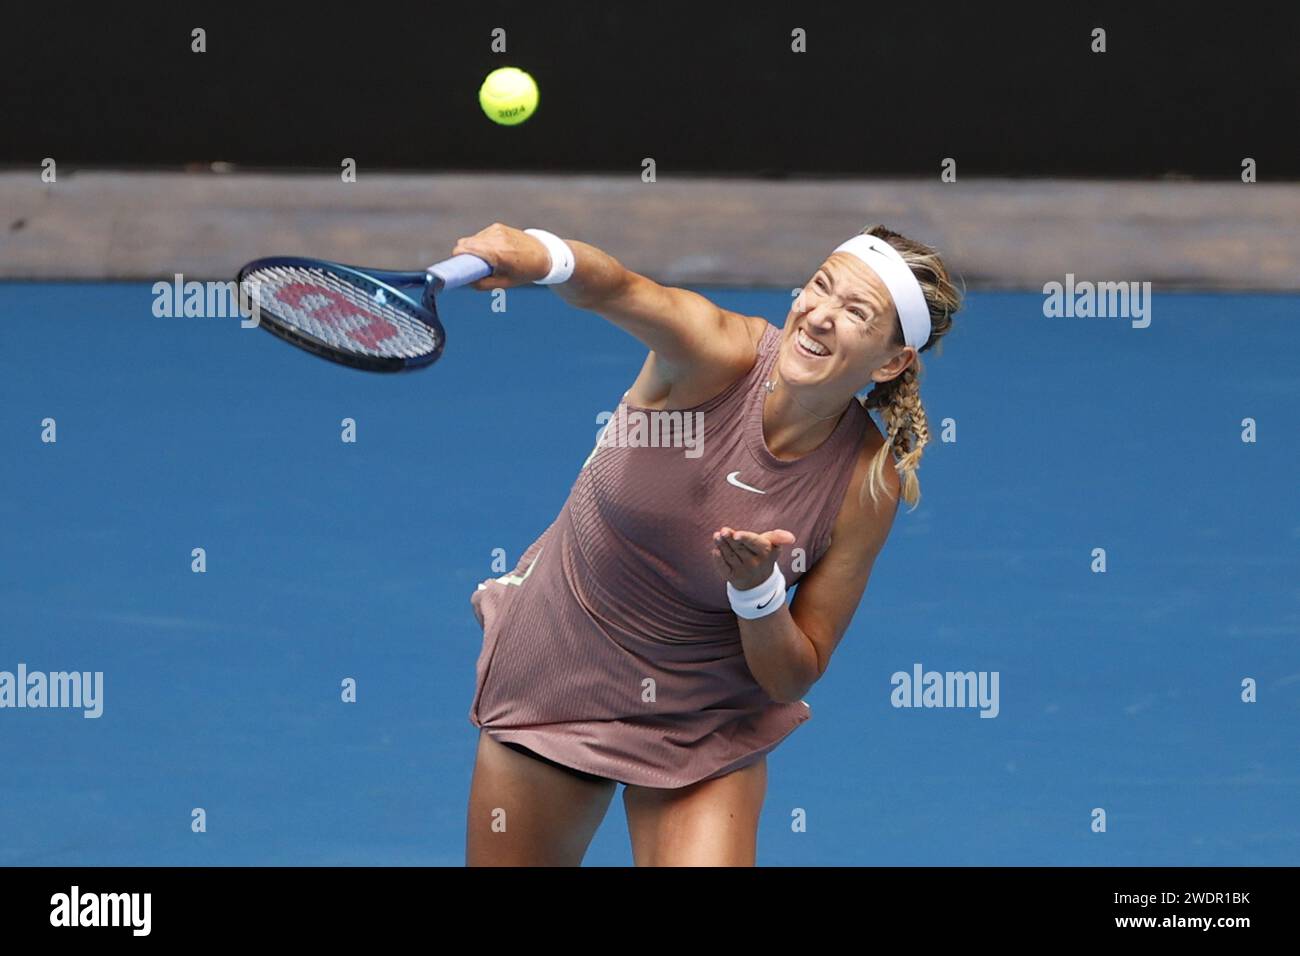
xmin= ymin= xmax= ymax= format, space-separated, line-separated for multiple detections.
xmin=478 ymin=67 xmax=538 ymax=126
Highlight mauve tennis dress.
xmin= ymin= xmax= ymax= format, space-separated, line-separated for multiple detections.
xmin=468 ymin=322 xmax=872 ymax=788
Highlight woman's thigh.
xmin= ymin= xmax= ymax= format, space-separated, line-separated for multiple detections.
xmin=465 ymin=730 xmax=618 ymax=866
xmin=622 ymin=756 xmax=768 ymax=866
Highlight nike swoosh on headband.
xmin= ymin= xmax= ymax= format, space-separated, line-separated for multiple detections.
xmin=726 ymin=471 xmax=766 ymax=494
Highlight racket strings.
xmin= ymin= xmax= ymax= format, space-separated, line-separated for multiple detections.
xmin=243 ymin=265 xmax=439 ymax=359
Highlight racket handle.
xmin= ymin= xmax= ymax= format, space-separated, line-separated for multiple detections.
xmin=427 ymin=254 xmax=493 ymax=290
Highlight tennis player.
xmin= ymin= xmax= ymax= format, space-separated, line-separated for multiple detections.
xmin=456 ymin=222 xmax=960 ymax=866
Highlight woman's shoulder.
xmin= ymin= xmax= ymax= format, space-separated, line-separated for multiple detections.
xmin=742 ymin=314 xmax=779 ymax=352
xmin=723 ymin=313 xmax=779 ymax=387
xmin=824 ymin=417 xmax=900 ymax=554
xmin=625 ymin=312 xmax=772 ymax=410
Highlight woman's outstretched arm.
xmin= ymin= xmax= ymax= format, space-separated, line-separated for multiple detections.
xmin=451 ymin=222 xmax=754 ymax=384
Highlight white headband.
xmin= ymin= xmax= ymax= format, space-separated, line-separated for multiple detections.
xmin=832 ymin=235 xmax=931 ymax=351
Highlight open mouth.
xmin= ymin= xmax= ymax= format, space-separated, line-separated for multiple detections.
xmin=795 ymin=327 xmax=831 ymax=358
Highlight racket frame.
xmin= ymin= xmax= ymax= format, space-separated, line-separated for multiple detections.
xmin=236 ymin=257 xmax=445 ymax=373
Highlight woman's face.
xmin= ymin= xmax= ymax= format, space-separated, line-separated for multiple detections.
xmin=777 ymin=252 xmax=914 ymax=397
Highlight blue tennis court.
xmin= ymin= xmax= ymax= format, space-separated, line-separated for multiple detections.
xmin=1 ymin=282 xmax=1296 ymax=865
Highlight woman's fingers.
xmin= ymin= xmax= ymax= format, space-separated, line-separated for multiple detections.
xmin=448 ymin=223 xmax=549 ymax=290
xmin=714 ymin=533 xmax=744 ymax=566
xmin=714 ymin=527 xmax=799 ymax=591
xmin=726 ymin=528 xmax=794 ymax=557
xmin=717 ymin=529 xmax=765 ymax=559
xmin=728 ymin=530 xmax=769 ymax=556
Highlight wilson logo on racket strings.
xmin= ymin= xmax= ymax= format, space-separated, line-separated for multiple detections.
xmin=274 ymin=282 xmax=401 ymax=350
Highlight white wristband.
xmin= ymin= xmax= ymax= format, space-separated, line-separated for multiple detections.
xmin=726 ymin=564 xmax=787 ymax=620
xmin=523 ymin=228 xmax=576 ymax=285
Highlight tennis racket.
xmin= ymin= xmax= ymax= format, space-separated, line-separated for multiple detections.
xmin=235 ymin=254 xmax=493 ymax=372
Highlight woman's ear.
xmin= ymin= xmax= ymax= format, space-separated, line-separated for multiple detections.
xmin=871 ymin=347 xmax=915 ymax=387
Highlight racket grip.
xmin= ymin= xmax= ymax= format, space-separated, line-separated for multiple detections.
xmin=427 ymin=254 xmax=493 ymax=290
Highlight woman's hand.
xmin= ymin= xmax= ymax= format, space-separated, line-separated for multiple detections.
xmin=710 ymin=526 xmax=797 ymax=591
xmin=451 ymin=222 xmax=552 ymax=290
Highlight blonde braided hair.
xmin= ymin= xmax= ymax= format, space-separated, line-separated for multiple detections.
xmin=855 ymin=225 xmax=961 ymax=512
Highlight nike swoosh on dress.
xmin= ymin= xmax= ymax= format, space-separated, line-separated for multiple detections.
xmin=726 ymin=471 xmax=766 ymax=494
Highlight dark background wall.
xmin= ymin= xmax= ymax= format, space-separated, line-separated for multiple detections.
xmin=3 ymin=2 xmax=1297 ymax=178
